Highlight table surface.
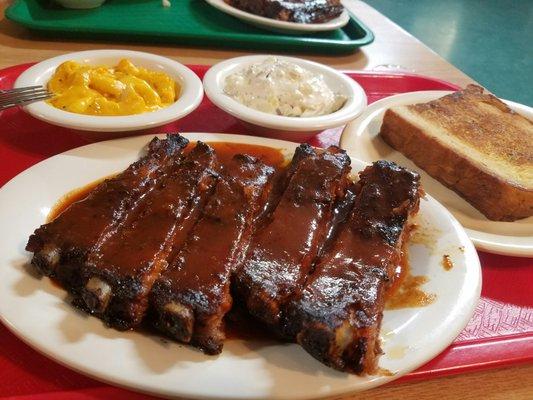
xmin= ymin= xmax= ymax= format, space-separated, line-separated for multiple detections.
xmin=0 ymin=0 xmax=531 ymax=399
xmin=366 ymin=0 xmax=533 ymax=106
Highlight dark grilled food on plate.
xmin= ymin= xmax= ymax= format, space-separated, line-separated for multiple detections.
xmin=26 ymin=135 xmax=189 ymax=289
xmin=283 ymin=161 xmax=421 ymax=373
xmin=81 ymin=142 xmax=218 ymax=330
xmin=151 ymin=154 xmax=275 ymax=354
xmin=235 ymin=145 xmax=351 ymax=331
xmin=26 ymin=134 xmax=422 ymax=375
xmin=225 ymin=0 xmax=344 ymax=24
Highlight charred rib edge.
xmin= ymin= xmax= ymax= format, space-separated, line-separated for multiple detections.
xmin=159 ymin=301 xmax=195 ymax=342
xmin=82 ymin=277 xmax=112 ymax=314
xmin=32 ymin=244 xmax=60 ymax=276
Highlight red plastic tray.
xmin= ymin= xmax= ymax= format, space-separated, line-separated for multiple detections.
xmin=1 ymin=64 xmax=531 ymax=399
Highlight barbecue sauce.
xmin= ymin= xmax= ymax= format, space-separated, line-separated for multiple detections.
xmin=386 ymin=250 xmax=409 ymax=299
xmin=186 ymin=142 xmax=285 ymax=168
xmin=442 ymin=254 xmax=454 ymax=271
xmin=225 ymin=309 xmax=278 ymax=342
xmin=385 ymin=249 xmax=436 ymax=310
xmin=385 ymin=224 xmax=436 ymax=309
xmin=46 ymin=176 xmax=111 ymax=222
xmin=47 ymin=143 xmax=285 ymax=224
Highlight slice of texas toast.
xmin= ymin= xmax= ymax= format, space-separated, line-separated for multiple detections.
xmin=379 ymin=85 xmax=533 ymax=221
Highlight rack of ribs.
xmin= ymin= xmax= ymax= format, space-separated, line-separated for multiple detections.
xmin=225 ymin=0 xmax=344 ymax=24
xmin=235 ymin=146 xmax=351 ymax=330
xmin=25 ymin=134 xmax=189 ymax=289
xmin=151 ymin=154 xmax=276 ymax=354
xmin=282 ymin=161 xmax=421 ymax=374
xmin=79 ymin=142 xmax=219 ymax=330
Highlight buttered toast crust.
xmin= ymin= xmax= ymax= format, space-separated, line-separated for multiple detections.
xmin=379 ymin=85 xmax=533 ymax=221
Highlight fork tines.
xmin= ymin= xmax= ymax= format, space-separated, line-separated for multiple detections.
xmin=0 ymin=86 xmax=53 ymax=111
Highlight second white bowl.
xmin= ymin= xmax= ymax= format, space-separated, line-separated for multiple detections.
xmin=203 ymin=55 xmax=367 ymax=141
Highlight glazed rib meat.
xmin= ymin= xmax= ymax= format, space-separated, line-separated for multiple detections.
xmin=151 ymin=155 xmax=275 ymax=354
xmin=24 ymin=135 xmax=427 ymax=375
xmin=317 ymin=183 xmax=358 ymax=260
xmin=226 ymin=0 xmax=344 ymax=23
xmin=254 ymin=143 xmax=316 ymax=225
xmin=80 ymin=142 xmax=219 ymax=330
xmin=235 ymin=146 xmax=351 ymax=329
xmin=282 ymin=161 xmax=421 ymax=374
xmin=25 ymin=135 xmax=188 ymax=288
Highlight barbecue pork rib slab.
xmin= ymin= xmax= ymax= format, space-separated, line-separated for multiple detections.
xmin=80 ymin=142 xmax=219 ymax=330
xmin=25 ymin=135 xmax=188 ymax=288
xmin=151 ymin=155 xmax=275 ymax=354
xmin=282 ymin=161 xmax=421 ymax=374
xmin=235 ymin=146 xmax=351 ymax=329
xmin=225 ymin=0 xmax=344 ymax=23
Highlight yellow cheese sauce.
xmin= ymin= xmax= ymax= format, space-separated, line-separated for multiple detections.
xmin=47 ymin=59 xmax=179 ymax=116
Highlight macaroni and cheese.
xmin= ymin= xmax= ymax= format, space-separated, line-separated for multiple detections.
xmin=47 ymin=59 xmax=179 ymax=116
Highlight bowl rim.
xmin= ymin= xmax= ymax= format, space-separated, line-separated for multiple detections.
xmin=14 ymin=49 xmax=204 ymax=132
xmin=202 ymin=54 xmax=367 ymax=132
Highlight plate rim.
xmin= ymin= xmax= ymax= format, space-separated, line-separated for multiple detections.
xmin=339 ymin=90 xmax=533 ymax=257
xmin=0 ymin=132 xmax=482 ymax=399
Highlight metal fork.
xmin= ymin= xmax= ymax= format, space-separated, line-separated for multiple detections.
xmin=0 ymin=86 xmax=53 ymax=111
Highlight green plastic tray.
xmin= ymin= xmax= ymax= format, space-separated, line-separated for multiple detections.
xmin=5 ymin=0 xmax=374 ymax=55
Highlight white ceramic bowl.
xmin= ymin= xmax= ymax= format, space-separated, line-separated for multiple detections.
xmin=203 ymin=55 xmax=367 ymax=141
xmin=14 ymin=50 xmax=204 ymax=134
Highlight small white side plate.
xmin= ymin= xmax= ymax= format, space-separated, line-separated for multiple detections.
xmin=204 ymin=0 xmax=350 ymax=34
xmin=340 ymin=91 xmax=533 ymax=257
xmin=0 ymin=133 xmax=481 ymax=399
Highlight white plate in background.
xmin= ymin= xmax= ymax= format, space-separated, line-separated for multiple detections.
xmin=204 ymin=0 xmax=350 ymax=34
xmin=0 ymin=133 xmax=481 ymax=399
xmin=340 ymin=91 xmax=533 ymax=257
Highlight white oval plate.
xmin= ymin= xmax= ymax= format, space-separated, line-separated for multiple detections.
xmin=0 ymin=133 xmax=481 ymax=400
xmin=204 ymin=0 xmax=350 ymax=34
xmin=340 ymin=91 xmax=533 ymax=257
xmin=14 ymin=50 xmax=204 ymax=133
